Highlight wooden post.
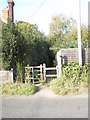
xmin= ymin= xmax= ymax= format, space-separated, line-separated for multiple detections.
xmin=10 ymin=68 xmax=13 ymax=83
xmin=57 ymin=66 xmax=59 ymax=78
xmin=32 ymin=67 xmax=34 ymax=84
xmin=57 ymin=50 xmax=62 ymax=79
xmin=40 ymin=64 xmax=42 ymax=81
xmin=43 ymin=63 xmax=46 ymax=81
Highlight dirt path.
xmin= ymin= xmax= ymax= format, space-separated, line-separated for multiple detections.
xmin=34 ymin=84 xmax=88 ymax=98
xmin=34 ymin=85 xmax=59 ymax=98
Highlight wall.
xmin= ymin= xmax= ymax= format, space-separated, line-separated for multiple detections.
xmin=57 ymin=48 xmax=90 ymax=65
xmin=0 ymin=69 xmax=13 ymax=83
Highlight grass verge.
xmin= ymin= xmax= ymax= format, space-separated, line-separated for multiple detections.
xmin=1 ymin=83 xmax=37 ymax=96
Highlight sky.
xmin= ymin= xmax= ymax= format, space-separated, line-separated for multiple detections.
xmin=0 ymin=0 xmax=90 ymax=35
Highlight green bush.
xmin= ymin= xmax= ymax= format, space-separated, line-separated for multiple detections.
xmin=50 ymin=62 xmax=89 ymax=95
xmin=61 ymin=62 xmax=89 ymax=87
xmin=2 ymin=83 xmax=36 ymax=96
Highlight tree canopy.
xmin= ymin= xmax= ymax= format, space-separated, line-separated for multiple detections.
xmin=2 ymin=15 xmax=88 ymax=71
xmin=2 ymin=20 xmax=53 ymax=71
xmin=47 ymin=15 xmax=88 ymax=53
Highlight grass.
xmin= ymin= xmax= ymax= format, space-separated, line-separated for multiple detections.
xmin=49 ymin=78 xmax=88 ymax=96
xmin=1 ymin=83 xmax=37 ymax=96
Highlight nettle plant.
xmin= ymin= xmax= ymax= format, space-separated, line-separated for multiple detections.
xmin=50 ymin=62 xmax=89 ymax=95
xmin=62 ymin=62 xmax=89 ymax=86
xmin=61 ymin=62 xmax=82 ymax=85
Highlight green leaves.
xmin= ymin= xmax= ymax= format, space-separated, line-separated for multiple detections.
xmin=2 ymin=20 xmax=18 ymax=70
xmin=47 ymin=15 xmax=88 ymax=56
xmin=50 ymin=62 xmax=88 ymax=95
xmin=62 ymin=62 xmax=88 ymax=86
xmin=2 ymin=19 xmax=53 ymax=82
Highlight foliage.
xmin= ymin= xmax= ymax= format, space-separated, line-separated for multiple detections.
xmin=2 ymin=20 xmax=54 ymax=80
xmin=2 ymin=20 xmax=18 ymax=70
xmin=2 ymin=83 xmax=36 ymax=96
xmin=50 ymin=62 xmax=89 ymax=95
xmin=2 ymin=20 xmax=26 ymax=80
xmin=25 ymin=64 xmax=31 ymax=83
xmin=16 ymin=62 xmax=23 ymax=83
xmin=61 ymin=62 xmax=89 ymax=86
xmin=17 ymin=21 xmax=54 ymax=67
xmin=47 ymin=15 xmax=88 ymax=55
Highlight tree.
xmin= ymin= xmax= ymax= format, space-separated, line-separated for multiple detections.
xmin=81 ymin=25 xmax=88 ymax=48
xmin=47 ymin=15 xmax=88 ymax=53
xmin=2 ymin=20 xmax=19 ymax=70
xmin=17 ymin=21 xmax=53 ymax=66
xmin=2 ymin=19 xmax=54 ymax=71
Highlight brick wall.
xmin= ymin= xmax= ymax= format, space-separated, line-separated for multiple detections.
xmin=59 ymin=48 xmax=90 ymax=65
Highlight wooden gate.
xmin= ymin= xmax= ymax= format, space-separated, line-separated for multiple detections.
xmin=25 ymin=63 xmax=61 ymax=84
xmin=43 ymin=63 xmax=60 ymax=82
xmin=25 ymin=64 xmax=43 ymax=84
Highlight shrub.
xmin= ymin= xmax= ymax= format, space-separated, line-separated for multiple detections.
xmin=49 ymin=62 xmax=89 ymax=95
xmin=61 ymin=62 xmax=89 ymax=87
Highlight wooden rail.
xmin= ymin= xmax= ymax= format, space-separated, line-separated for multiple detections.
xmin=45 ymin=67 xmax=57 ymax=70
xmin=46 ymin=75 xmax=57 ymax=77
xmin=43 ymin=63 xmax=59 ymax=81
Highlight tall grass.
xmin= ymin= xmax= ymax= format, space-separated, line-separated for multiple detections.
xmin=2 ymin=83 xmax=37 ymax=96
xmin=16 ymin=62 xmax=23 ymax=83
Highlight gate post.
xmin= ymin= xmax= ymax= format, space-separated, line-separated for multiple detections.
xmin=57 ymin=50 xmax=62 ymax=79
xmin=43 ymin=63 xmax=46 ymax=81
xmin=32 ymin=67 xmax=34 ymax=84
xmin=10 ymin=68 xmax=13 ymax=83
xmin=40 ymin=64 xmax=43 ymax=81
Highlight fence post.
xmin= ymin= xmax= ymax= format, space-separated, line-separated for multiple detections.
xmin=32 ymin=67 xmax=34 ymax=84
xmin=10 ymin=68 xmax=13 ymax=83
xmin=57 ymin=50 xmax=62 ymax=79
xmin=43 ymin=63 xmax=46 ymax=81
xmin=40 ymin=64 xmax=43 ymax=81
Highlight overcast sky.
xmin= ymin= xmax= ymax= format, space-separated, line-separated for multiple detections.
xmin=0 ymin=0 xmax=89 ymax=35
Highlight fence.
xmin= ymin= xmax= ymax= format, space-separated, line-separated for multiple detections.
xmin=57 ymin=48 xmax=90 ymax=66
xmin=25 ymin=64 xmax=60 ymax=83
xmin=43 ymin=63 xmax=60 ymax=82
xmin=0 ymin=68 xmax=13 ymax=83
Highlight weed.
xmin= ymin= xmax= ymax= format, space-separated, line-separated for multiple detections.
xmin=2 ymin=83 xmax=36 ymax=96
xmin=49 ymin=62 xmax=89 ymax=95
